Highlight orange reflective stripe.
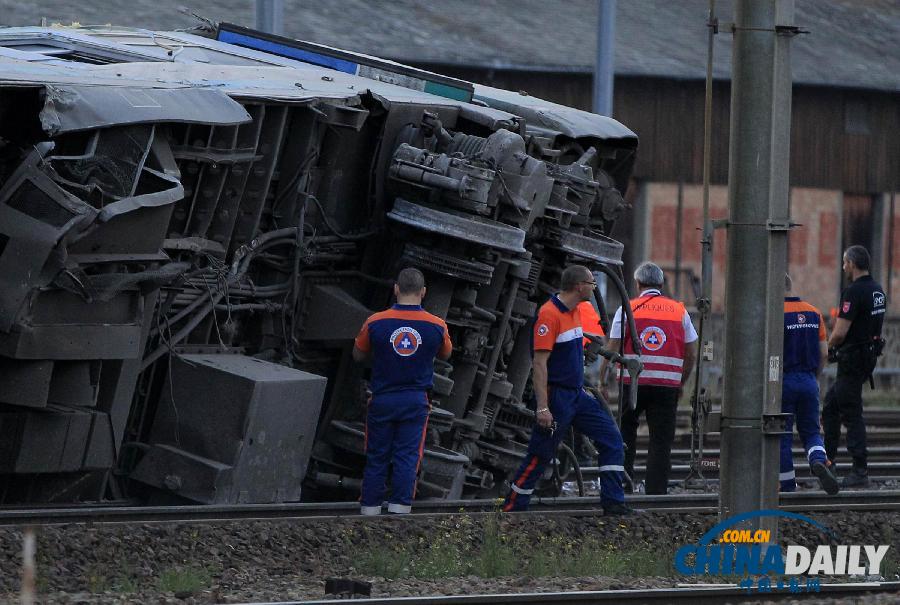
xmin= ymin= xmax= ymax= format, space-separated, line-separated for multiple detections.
xmin=371 ymin=308 xmax=447 ymax=327
xmin=784 ymin=300 xmax=820 ymax=314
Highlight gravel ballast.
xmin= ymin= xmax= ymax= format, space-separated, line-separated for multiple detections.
xmin=1 ymin=510 xmax=898 ymax=603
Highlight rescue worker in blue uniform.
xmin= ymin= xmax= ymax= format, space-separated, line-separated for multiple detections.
xmin=824 ymin=245 xmax=886 ymax=488
xmin=781 ymin=274 xmax=839 ymax=494
xmin=353 ymin=268 xmax=452 ymax=515
xmin=503 ymin=265 xmax=631 ymax=515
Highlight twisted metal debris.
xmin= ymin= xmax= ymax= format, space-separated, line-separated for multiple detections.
xmin=0 ymin=25 xmax=637 ymax=504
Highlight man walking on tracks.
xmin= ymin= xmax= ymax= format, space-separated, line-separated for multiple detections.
xmin=600 ymin=262 xmax=697 ymax=495
xmin=353 ymin=268 xmax=453 ymax=514
xmin=781 ymin=274 xmax=839 ymax=494
xmin=503 ymin=264 xmax=631 ymax=514
xmin=824 ymin=245 xmax=887 ymax=488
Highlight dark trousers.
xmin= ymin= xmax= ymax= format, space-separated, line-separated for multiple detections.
xmin=360 ymin=391 xmax=429 ymax=511
xmin=621 ymin=384 xmax=679 ymax=494
xmin=823 ymin=370 xmax=868 ymax=471
xmin=503 ymin=386 xmax=624 ymax=511
xmin=780 ymin=372 xmax=827 ymax=491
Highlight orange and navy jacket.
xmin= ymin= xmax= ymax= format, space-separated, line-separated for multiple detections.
xmin=783 ymin=297 xmax=825 ymax=374
xmin=577 ymin=301 xmax=605 ymax=347
xmin=354 ymin=304 xmax=452 ymax=396
xmin=622 ymin=291 xmax=688 ymax=388
xmin=534 ymin=295 xmax=584 ymax=388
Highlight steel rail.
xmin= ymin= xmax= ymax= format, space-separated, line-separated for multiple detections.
xmin=238 ymin=582 xmax=900 ymax=605
xmin=3 ymin=490 xmax=900 ymax=526
xmin=581 ymin=460 xmax=900 ymax=480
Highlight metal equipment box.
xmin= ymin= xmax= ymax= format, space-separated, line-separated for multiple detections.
xmin=131 ymin=354 xmax=327 ymax=503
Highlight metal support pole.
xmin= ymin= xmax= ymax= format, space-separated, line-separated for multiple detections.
xmin=256 ymin=0 xmax=284 ymax=35
xmin=593 ymin=0 xmax=616 ymax=116
xmin=685 ymin=0 xmax=716 ymax=492
xmin=719 ymin=0 xmax=794 ymax=527
xmin=675 ymin=181 xmax=684 ymax=298
xmin=888 ymin=191 xmax=895 ymax=303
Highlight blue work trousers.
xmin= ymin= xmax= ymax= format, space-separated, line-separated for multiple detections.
xmin=360 ymin=390 xmax=429 ymax=513
xmin=780 ymin=372 xmax=827 ymax=491
xmin=504 ymin=386 xmax=625 ymax=511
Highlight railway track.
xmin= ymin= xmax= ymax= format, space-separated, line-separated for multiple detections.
xmin=238 ymin=582 xmax=900 ymax=604
xmin=632 ymin=444 xmax=900 ymax=464
xmin=1 ymin=408 xmax=895 ymax=527
xmin=2 ymin=490 xmax=900 ymax=526
xmin=617 ymin=405 xmax=900 ymax=486
xmin=581 ymin=460 xmax=900 ymax=483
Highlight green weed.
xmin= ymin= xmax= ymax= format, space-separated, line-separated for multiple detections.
xmin=356 ymin=513 xmax=673 ymax=580
xmin=156 ymin=566 xmax=211 ymax=594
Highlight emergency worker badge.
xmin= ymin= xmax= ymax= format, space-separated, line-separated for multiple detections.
xmin=537 ymin=324 xmax=549 ymax=337
xmin=842 ymin=301 xmax=851 ymax=314
xmin=390 ymin=326 xmax=422 ymax=356
xmin=639 ymin=326 xmax=667 ymax=351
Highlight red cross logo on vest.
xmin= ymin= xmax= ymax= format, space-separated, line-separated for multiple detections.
xmin=390 ymin=326 xmax=422 ymax=357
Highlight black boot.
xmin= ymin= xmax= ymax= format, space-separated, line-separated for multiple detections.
xmin=811 ymin=461 xmax=839 ymax=495
xmin=840 ymin=467 xmax=870 ymax=488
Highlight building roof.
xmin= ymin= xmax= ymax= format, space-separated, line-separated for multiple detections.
xmin=2 ymin=0 xmax=898 ymax=92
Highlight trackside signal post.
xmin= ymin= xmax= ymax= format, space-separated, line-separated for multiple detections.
xmin=720 ymin=0 xmax=796 ymax=529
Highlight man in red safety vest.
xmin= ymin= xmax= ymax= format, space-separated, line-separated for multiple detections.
xmin=599 ymin=262 xmax=697 ymax=494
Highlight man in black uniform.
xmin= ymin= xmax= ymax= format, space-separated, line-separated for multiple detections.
xmin=823 ymin=245 xmax=886 ymax=488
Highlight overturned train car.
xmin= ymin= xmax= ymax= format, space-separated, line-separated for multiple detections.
xmin=0 ymin=25 xmax=637 ymax=504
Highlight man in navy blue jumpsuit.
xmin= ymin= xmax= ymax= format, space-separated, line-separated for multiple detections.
xmin=782 ymin=274 xmax=839 ymax=494
xmin=353 ymin=268 xmax=452 ymax=514
xmin=502 ymin=265 xmax=630 ymax=514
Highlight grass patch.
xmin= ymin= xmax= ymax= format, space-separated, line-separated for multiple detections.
xmin=358 ymin=546 xmax=412 ymax=579
xmin=111 ymin=573 xmax=139 ymax=593
xmin=156 ymin=566 xmax=211 ymax=594
xmin=470 ymin=513 xmax=519 ymax=577
xmin=81 ymin=565 xmax=141 ymax=594
xmin=356 ymin=513 xmax=673 ymax=580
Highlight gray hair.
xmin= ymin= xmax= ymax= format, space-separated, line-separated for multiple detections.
xmin=844 ymin=245 xmax=870 ymax=271
xmin=633 ymin=261 xmax=664 ymax=287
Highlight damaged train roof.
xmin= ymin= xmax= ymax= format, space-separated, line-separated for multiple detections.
xmin=0 ymin=25 xmax=637 ymax=144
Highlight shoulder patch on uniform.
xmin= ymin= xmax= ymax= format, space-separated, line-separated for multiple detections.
xmin=537 ymin=324 xmax=549 ymax=337
xmin=842 ymin=301 xmax=851 ymax=314
xmin=874 ymin=292 xmax=885 ymax=307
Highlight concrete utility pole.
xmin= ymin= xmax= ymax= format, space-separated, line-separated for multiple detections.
xmin=256 ymin=0 xmax=285 ymax=35
xmin=593 ymin=0 xmax=616 ymax=116
xmin=719 ymin=0 xmax=794 ymax=523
